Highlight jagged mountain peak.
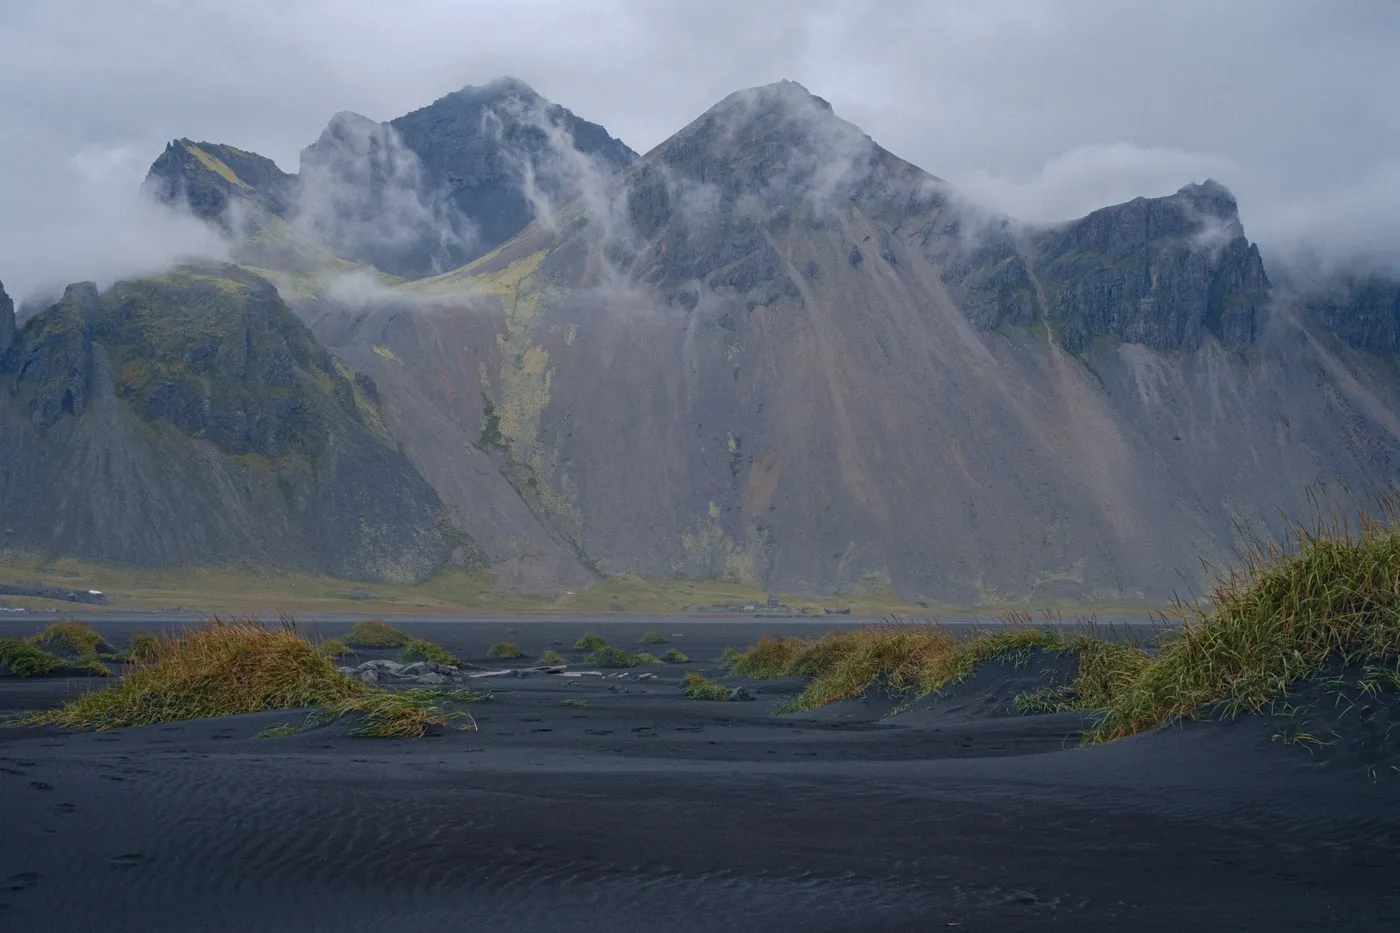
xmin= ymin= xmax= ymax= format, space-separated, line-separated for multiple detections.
xmin=0 ymin=279 xmax=14 ymax=353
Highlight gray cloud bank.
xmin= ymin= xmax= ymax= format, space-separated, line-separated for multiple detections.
xmin=1 ymin=0 xmax=1397 ymax=301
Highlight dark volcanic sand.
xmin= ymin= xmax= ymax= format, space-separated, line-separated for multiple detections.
xmin=2 ymin=617 xmax=1398 ymax=932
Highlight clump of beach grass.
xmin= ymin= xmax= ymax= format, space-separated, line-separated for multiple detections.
xmin=683 ymin=671 xmax=731 ymax=701
xmin=563 ymin=698 xmax=588 ymax=709
xmin=397 ymin=638 xmax=460 ymax=667
xmin=586 ymin=645 xmax=640 ymax=668
xmin=641 ymin=631 xmax=668 ymax=644
xmin=30 ymin=620 xmax=113 ymax=676
xmin=1091 ymin=509 xmax=1400 ymax=742
xmin=575 ymin=632 xmax=607 ymax=652
xmin=23 ymin=618 xmax=483 ymax=737
xmin=635 ymin=651 xmax=662 ymax=664
xmin=345 ymin=619 xmax=407 ymax=648
xmin=729 ymin=619 xmax=1150 ymax=715
xmin=662 ymin=647 xmax=690 ymax=663
xmin=0 ymin=639 xmax=66 ymax=677
xmin=488 ymin=642 xmax=523 ymax=660
xmin=318 ymin=638 xmax=350 ymax=659
xmin=541 ymin=649 xmax=566 ymax=665
xmin=129 ymin=632 xmax=161 ymax=664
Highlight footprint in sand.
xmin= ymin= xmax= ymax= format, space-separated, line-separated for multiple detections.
xmin=108 ymin=854 xmax=153 ymax=870
xmin=3 ymin=873 xmax=39 ymax=892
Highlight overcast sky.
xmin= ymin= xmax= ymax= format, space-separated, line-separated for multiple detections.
xmin=1 ymin=0 xmax=1396 ymax=300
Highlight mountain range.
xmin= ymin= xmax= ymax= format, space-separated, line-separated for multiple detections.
xmin=3 ymin=77 xmax=1397 ymax=601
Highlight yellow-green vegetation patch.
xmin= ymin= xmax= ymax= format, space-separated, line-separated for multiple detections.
xmin=635 ymin=651 xmax=662 ymax=664
xmin=585 ymin=645 xmax=639 ymax=668
xmin=23 ymin=619 xmax=485 ymax=738
xmin=318 ymin=638 xmax=350 ymax=659
xmin=371 ymin=345 xmax=402 ymax=363
xmin=345 ymin=619 xmax=408 ymax=648
xmin=1092 ymin=513 xmax=1400 ymax=742
xmin=683 ymin=672 xmax=731 ymax=701
xmin=731 ymin=622 xmax=1148 ymax=716
xmin=0 ymin=639 xmax=66 ymax=677
xmin=575 ymin=632 xmax=607 ymax=651
xmin=662 ymin=647 xmax=690 ymax=664
xmin=397 ymin=638 xmax=460 ymax=667
xmin=562 ymin=698 xmax=588 ymax=709
xmin=183 ymin=142 xmax=250 ymax=188
xmin=488 ymin=641 xmax=523 ymax=660
xmin=641 ymin=631 xmax=668 ymax=644
xmin=129 ymin=632 xmax=161 ymax=664
xmin=29 ymin=621 xmax=114 ymax=676
xmin=541 ymin=649 xmax=566 ymax=665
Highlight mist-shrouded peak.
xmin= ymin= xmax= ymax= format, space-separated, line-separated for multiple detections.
xmin=650 ymin=79 xmax=934 ymax=215
xmin=142 ymin=138 xmax=296 ymax=229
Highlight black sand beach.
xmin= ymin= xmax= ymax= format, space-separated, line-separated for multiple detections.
xmin=3 ymin=617 xmax=1398 ymax=931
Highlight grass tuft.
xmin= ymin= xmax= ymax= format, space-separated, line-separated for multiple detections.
xmin=562 ymin=698 xmax=588 ymax=708
xmin=488 ymin=641 xmax=523 ymax=659
xmin=345 ymin=619 xmax=407 ymax=648
xmin=541 ymin=649 xmax=566 ymax=665
xmin=575 ymin=632 xmax=607 ymax=652
xmin=129 ymin=632 xmax=161 ymax=664
xmin=255 ymin=722 xmax=298 ymax=738
xmin=318 ymin=638 xmax=350 ymax=659
xmin=662 ymin=647 xmax=690 ymax=663
xmin=0 ymin=639 xmax=66 ymax=677
xmin=635 ymin=651 xmax=662 ymax=664
xmin=641 ymin=631 xmax=668 ymax=644
xmin=585 ymin=645 xmax=640 ymax=668
xmin=683 ymin=671 xmax=731 ymax=701
xmin=30 ymin=620 xmax=113 ymax=675
xmin=397 ymin=638 xmax=460 ymax=667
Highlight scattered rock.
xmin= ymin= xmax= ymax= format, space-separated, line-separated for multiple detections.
xmin=636 ymin=673 xmax=657 ymax=681
xmin=411 ymin=673 xmax=446 ymax=685
xmin=727 ymin=687 xmax=755 ymax=702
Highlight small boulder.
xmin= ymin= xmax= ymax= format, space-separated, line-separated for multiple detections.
xmin=358 ymin=669 xmax=380 ymax=685
xmin=727 ymin=686 xmax=755 ymax=702
xmin=412 ymin=672 xmax=447 ymax=685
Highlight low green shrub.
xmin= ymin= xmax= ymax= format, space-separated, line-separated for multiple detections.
xmin=641 ymin=631 xmax=668 ymax=644
xmin=345 ymin=619 xmax=407 ymax=648
xmin=662 ymin=647 xmax=690 ymax=663
xmin=397 ymin=638 xmax=460 ymax=667
xmin=683 ymin=671 xmax=731 ymax=701
xmin=488 ymin=642 xmax=523 ymax=659
xmin=575 ymin=632 xmax=607 ymax=652
xmin=585 ymin=645 xmax=639 ymax=668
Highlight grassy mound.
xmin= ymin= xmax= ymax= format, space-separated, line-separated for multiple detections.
xmin=729 ymin=622 xmax=1147 ymax=715
xmin=345 ymin=620 xmax=407 ymax=648
xmin=24 ymin=619 xmax=482 ymax=737
xmin=541 ymin=649 xmax=566 ymax=665
xmin=683 ymin=672 xmax=731 ymax=701
xmin=585 ymin=645 xmax=640 ymax=668
xmin=397 ymin=638 xmax=460 ymax=666
xmin=318 ymin=637 xmax=350 ymax=659
xmin=30 ymin=621 xmax=114 ymax=676
xmin=0 ymin=639 xmax=66 ymax=677
xmin=488 ymin=642 xmax=523 ymax=660
xmin=575 ymin=632 xmax=607 ymax=652
xmin=1092 ymin=514 xmax=1400 ymax=742
xmin=641 ymin=631 xmax=668 ymax=644
xmin=662 ymin=647 xmax=689 ymax=663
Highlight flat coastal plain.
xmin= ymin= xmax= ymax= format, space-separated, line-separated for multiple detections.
xmin=2 ymin=616 xmax=1398 ymax=932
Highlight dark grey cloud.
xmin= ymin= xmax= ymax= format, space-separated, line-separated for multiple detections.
xmin=1 ymin=0 xmax=1396 ymax=300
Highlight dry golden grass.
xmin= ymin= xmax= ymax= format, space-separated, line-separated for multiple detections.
xmin=25 ymin=618 xmax=484 ymax=737
xmin=345 ymin=619 xmax=407 ymax=648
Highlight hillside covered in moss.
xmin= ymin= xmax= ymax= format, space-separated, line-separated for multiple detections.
xmin=0 ymin=266 xmax=458 ymax=583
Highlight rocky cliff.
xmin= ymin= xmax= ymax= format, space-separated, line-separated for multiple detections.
xmin=286 ymin=81 xmax=1400 ymax=602
xmin=0 ymin=265 xmax=457 ymax=582
xmin=1303 ymin=273 xmax=1400 ymax=351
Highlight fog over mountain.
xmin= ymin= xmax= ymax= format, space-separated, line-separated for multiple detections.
xmin=2 ymin=1 xmax=1399 ymax=302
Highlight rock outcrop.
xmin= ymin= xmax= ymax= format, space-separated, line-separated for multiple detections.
xmin=1030 ymin=180 xmax=1270 ymax=352
xmin=0 ymin=280 xmax=14 ymax=353
xmin=0 ymin=264 xmax=459 ymax=582
xmin=1303 ymin=273 xmax=1400 ymax=351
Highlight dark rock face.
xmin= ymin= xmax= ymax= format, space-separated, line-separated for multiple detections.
xmin=1030 ymin=181 xmax=1269 ymax=352
xmin=1304 ymin=274 xmax=1400 ymax=351
xmin=386 ymin=77 xmax=637 ymax=273
xmin=0 ymin=265 xmax=456 ymax=583
xmin=142 ymin=140 xmax=297 ymax=231
xmin=0 ymin=280 xmax=13 ymax=353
